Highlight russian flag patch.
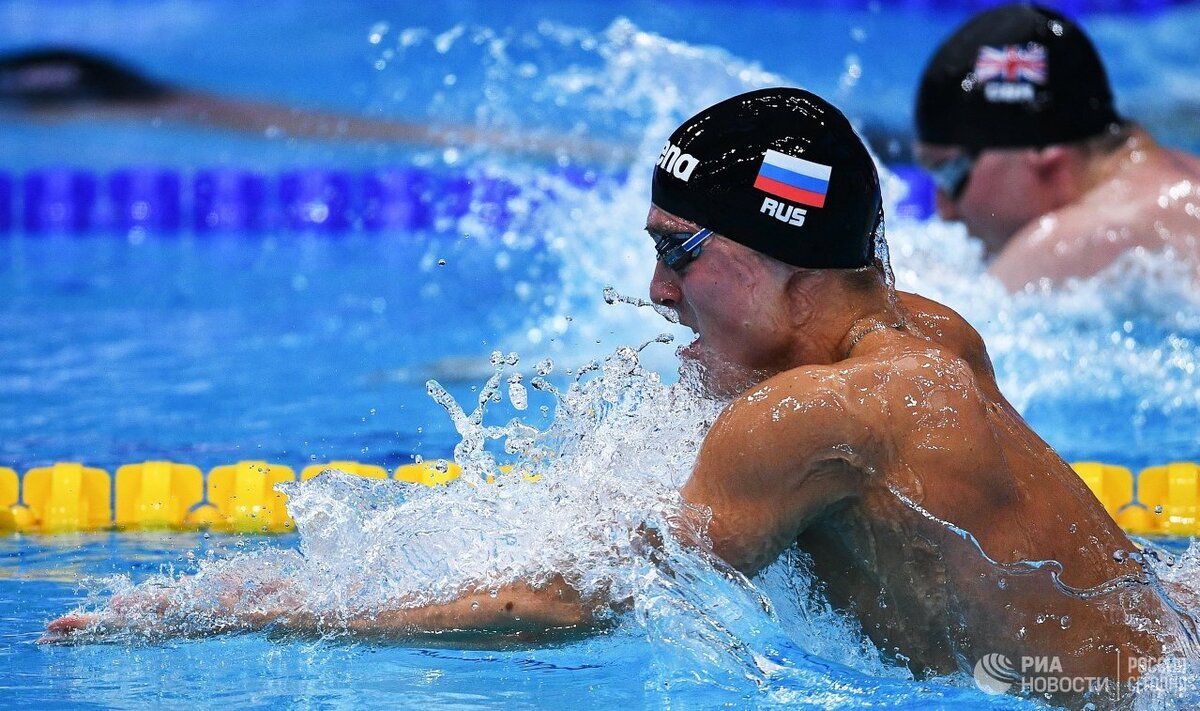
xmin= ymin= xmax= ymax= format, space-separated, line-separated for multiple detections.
xmin=753 ymin=150 xmax=832 ymax=209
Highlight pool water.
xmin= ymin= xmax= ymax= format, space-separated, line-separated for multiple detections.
xmin=3 ymin=0 xmax=1200 ymax=708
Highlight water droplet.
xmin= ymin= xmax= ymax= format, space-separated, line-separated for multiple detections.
xmin=1059 ymin=615 xmax=1071 ymax=629
xmin=471 ymin=601 xmax=479 ymax=610
xmin=508 ymin=374 xmax=528 ymax=411
xmin=1155 ymin=505 xmax=1164 ymax=514
xmin=437 ymin=259 xmax=447 ymax=266
xmin=368 ymin=21 xmax=390 ymax=44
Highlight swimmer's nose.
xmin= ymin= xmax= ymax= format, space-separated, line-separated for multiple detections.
xmin=649 ymin=260 xmax=680 ymax=307
xmin=934 ymin=189 xmax=962 ymax=222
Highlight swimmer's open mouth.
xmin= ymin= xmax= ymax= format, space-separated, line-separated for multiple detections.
xmin=678 ymin=328 xmax=702 ymax=360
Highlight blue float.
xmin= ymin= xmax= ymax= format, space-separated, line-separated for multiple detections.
xmin=109 ymin=169 xmax=182 ymax=232
xmin=362 ymin=168 xmax=431 ymax=231
xmin=0 ymin=165 xmax=609 ymax=237
xmin=279 ymin=169 xmax=353 ymax=232
xmin=890 ymin=164 xmax=936 ymax=221
xmin=193 ymin=169 xmax=269 ymax=233
xmin=469 ymin=175 xmax=521 ymax=228
xmin=23 ymin=169 xmax=97 ymax=234
xmin=0 ymin=173 xmax=11 ymax=232
xmin=434 ymin=173 xmax=473 ymax=225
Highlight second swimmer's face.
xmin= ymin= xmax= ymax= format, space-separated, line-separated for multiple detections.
xmin=914 ymin=142 xmax=1044 ymax=255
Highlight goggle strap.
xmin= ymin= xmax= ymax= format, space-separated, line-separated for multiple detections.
xmin=681 ymin=228 xmax=712 ymax=251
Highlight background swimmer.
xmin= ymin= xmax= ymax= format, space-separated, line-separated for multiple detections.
xmin=0 ymin=47 xmax=630 ymax=163
xmin=913 ymin=3 xmax=1200 ymax=291
xmin=44 ymin=87 xmax=1197 ymax=706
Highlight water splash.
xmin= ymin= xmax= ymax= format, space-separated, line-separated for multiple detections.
xmin=62 ymin=327 xmax=1200 ymax=705
xmin=604 ymin=285 xmax=680 ymax=324
xmin=48 ymin=14 xmax=1200 ymax=707
xmin=408 ymin=16 xmax=1200 ymax=467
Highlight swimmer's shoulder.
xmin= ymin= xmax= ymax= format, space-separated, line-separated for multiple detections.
xmin=1173 ymin=148 xmax=1200 ymax=176
xmin=996 ymin=177 xmax=1199 ymax=289
xmin=717 ymin=362 xmax=887 ymax=454
xmin=897 ymin=292 xmax=1024 ymax=413
xmin=897 ymin=292 xmax=996 ymax=380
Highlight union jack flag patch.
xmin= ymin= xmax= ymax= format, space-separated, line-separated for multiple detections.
xmin=974 ymin=43 xmax=1047 ymax=85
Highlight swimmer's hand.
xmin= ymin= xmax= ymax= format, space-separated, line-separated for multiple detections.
xmin=40 ymin=586 xmax=173 ymax=644
xmin=39 ymin=573 xmax=292 ymax=644
xmin=42 ymin=612 xmax=100 ymax=639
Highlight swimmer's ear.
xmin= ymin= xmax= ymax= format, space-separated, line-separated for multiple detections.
xmin=1030 ymin=145 xmax=1075 ymax=192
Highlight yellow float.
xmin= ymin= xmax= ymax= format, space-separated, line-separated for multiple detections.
xmin=0 ymin=458 xmax=1194 ymax=536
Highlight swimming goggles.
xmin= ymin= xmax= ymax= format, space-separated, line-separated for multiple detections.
xmin=925 ymin=152 xmax=978 ymax=201
xmin=651 ymin=226 xmax=714 ymax=272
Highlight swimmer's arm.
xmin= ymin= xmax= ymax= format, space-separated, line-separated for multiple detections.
xmin=313 ymin=576 xmax=606 ymax=641
xmin=62 ymin=91 xmax=631 ymax=163
xmin=679 ymin=374 xmax=868 ymax=576
xmin=42 ymin=574 xmax=608 ymax=644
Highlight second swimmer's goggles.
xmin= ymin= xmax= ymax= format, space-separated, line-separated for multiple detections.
xmin=926 ymin=151 xmax=978 ymax=201
xmin=651 ymin=227 xmax=714 ymax=272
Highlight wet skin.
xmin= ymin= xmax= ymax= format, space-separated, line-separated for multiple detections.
xmin=646 ymin=206 xmax=1193 ymax=698
xmin=915 ymin=127 xmax=1200 ymax=291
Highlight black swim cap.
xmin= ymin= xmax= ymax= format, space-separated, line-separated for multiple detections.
xmin=0 ymin=48 xmax=171 ymax=106
xmin=916 ymin=3 xmax=1122 ymax=151
xmin=651 ymin=87 xmax=881 ymax=269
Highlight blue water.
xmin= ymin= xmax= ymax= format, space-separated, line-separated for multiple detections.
xmin=3 ymin=0 xmax=1200 ymax=708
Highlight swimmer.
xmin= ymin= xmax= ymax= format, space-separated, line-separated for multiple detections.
xmin=913 ymin=3 xmax=1200 ymax=291
xmin=44 ymin=88 xmax=1195 ymax=705
xmin=0 ymin=47 xmax=630 ymax=163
